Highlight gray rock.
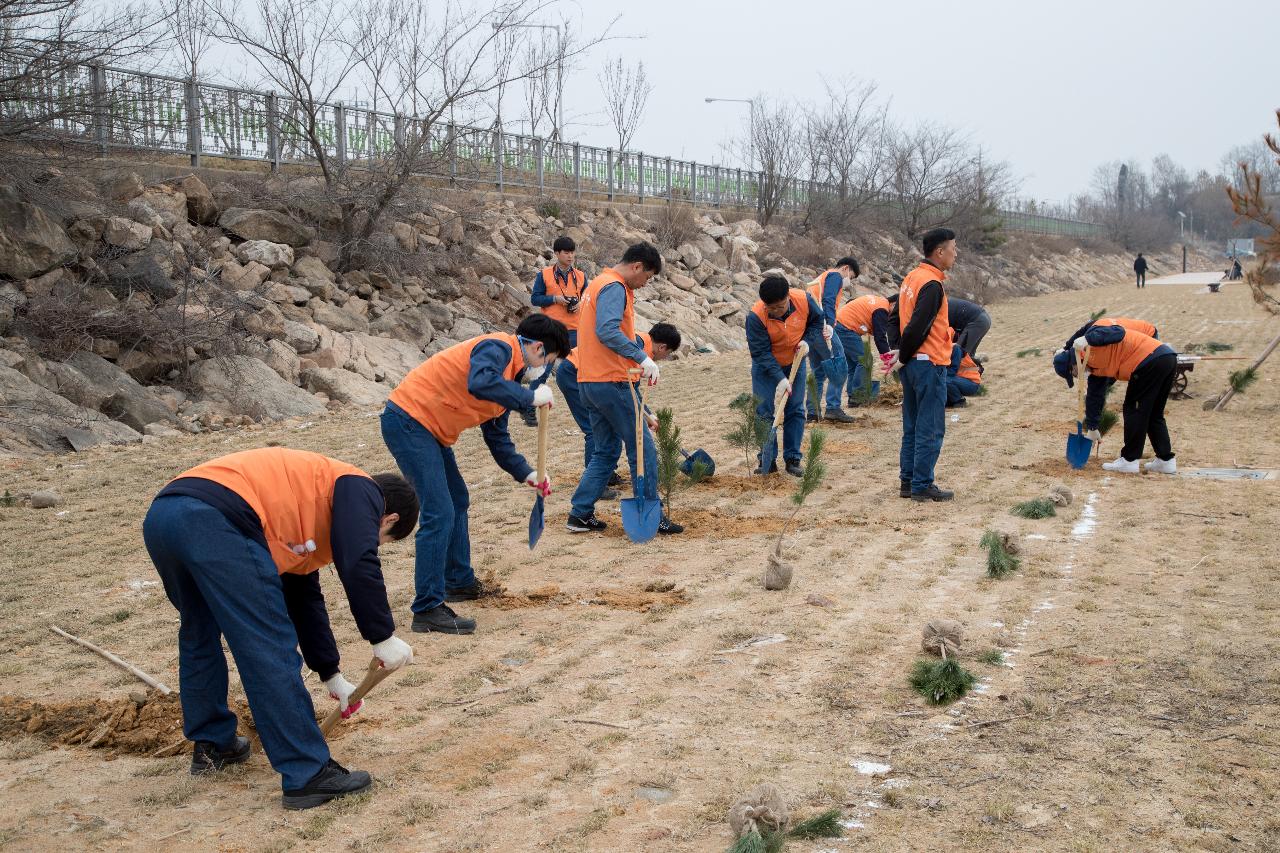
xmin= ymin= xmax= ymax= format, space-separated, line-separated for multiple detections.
xmin=219 ymin=207 xmax=314 ymax=247
xmin=103 ymin=388 xmax=179 ymax=432
xmin=300 ymin=367 xmax=389 ymax=407
xmin=236 ymin=239 xmax=294 ymax=269
xmin=188 ymin=355 xmax=327 ymax=420
xmin=451 ymin=318 xmax=484 ymax=339
xmin=368 ymin=306 xmax=435 ymax=348
xmin=106 ymin=248 xmax=179 ymax=300
xmin=350 ymin=333 xmax=424 ymax=383
xmin=137 ymin=185 xmax=188 ymax=228
xmin=30 ymin=490 xmax=62 ymax=508
xmin=169 ymin=174 xmax=217 ymax=224
xmin=309 ymin=298 xmax=369 ymax=333
xmin=0 ymin=363 xmax=141 ymax=452
xmin=282 ymin=319 xmax=320 ymax=353
xmin=143 ymin=422 xmax=183 ymax=437
xmin=101 ymin=217 xmax=153 ymax=251
xmin=0 ymin=199 xmax=79 ymax=279
xmin=420 ymin=301 xmax=455 ymax=333
xmin=292 ymin=254 xmax=335 ymax=282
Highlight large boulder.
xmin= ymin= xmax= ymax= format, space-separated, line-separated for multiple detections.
xmin=219 ymin=207 xmax=314 ymax=247
xmin=300 ymin=367 xmax=389 ymax=407
xmin=188 ymin=355 xmax=327 ymax=420
xmin=236 ymin=239 xmax=294 ymax=269
xmin=292 ymin=254 xmax=335 ymax=283
xmin=282 ymin=319 xmax=320 ymax=354
xmin=106 ymin=247 xmax=179 ymax=300
xmin=63 ymin=350 xmax=179 ymax=430
xmin=350 ymin=333 xmax=424 ymax=383
xmin=309 ymin=298 xmax=369 ymax=333
xmin=169 ymin=174 xmax=218 ymax=224
xmin=101 ymin=216 xmax=153 ymax=251
xmin=368 ymin=306 xmax=434 ymax=348
xmin=0 ymin=199 xmax=78 ymax=278
xmin=103 ymin=387 xmax=180 ymax=432
xmin=136 ymin=185 xmax=188 ymax=229
xmin=0 ymin=363 xmax=141 ymax=452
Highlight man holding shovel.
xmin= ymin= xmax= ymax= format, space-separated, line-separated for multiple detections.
xmin=142 ymin=447 xmax=419 ymax=809
xmin=747 ymin=274 xmax=832 ymax=476
xmin=383 ymin=314 xmax=571 ymax=635
xmin=566 ymin=243 xmax=684 ymax=536
xmin=804 ymin=258 xmax=858 ymax=424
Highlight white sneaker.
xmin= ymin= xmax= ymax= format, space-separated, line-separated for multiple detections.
xmin=1143 ymin=457 xmax=1177 ymax=474
xmin=1102 ymin=456 xmax=1140 ymax=473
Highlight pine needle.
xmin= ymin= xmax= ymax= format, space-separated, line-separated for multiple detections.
xmin=788 ymin=809 xmax=843 ymax=839
xmin=1098 ymin=409 xmax=1119 ymax=436
xmin=1229 ymin=367 xmax=1258 ymax=394
xmin=977 ymin=648 xmax=1006 ymax=666
xmin=980 ymin=530 xmax=1021 ymax=578
xmin=792 ymin=428 xmax=827 ymax=507
xmin=1089 ymin=307 xmax=1107 ymax=322
xmin=1010 ymin=498 xmax=1056 ymax=519
xmin=909 ymin=658 xmax=976 ymax=705
xmin=728 ymin=831 xmax=769 ymax=853
xmin=1015 ymin=347 xmax=1041 ymax=358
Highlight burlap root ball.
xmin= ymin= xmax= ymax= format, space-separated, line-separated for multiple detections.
xmin=764 ymin=542 xmax=793 ymax=591
xmin=996 ymin=531 xmax=1020 ymax=555
xmin=728 ymin=782 xmax=790 ymax=838
xmin=1047 ymin=484 xmax=1073 ymax=507
xmin=921 ymin=618 xmax=964 ymax=657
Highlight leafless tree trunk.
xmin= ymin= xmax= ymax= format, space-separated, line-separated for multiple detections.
xmin=728 ymin=96 xmax=804 ymax=226
xmin=802 ymin=76 xmax=890 ymax=230
xmin=597 ymin=56 xmax=649 ymax=152
xmin=887 ymin=122 xmax=971 ymax=239
xmin=163 ymin=0 xmax=213 ymax=80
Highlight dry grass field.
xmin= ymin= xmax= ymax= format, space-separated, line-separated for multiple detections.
xmin=1 ymin=275 xmax=1278 ymax=852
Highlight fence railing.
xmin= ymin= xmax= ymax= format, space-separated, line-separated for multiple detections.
xmin=2 ymin=58 xmax=1102 ymax=239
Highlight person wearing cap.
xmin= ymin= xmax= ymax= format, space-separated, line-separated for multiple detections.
xmin=746 ymin=274 xmax=832 ymax=476
xmin=142 ymin=447 xmax=420 ymax=809
xmin=947 ymin=296 xmax=992 ymax=359
xmin=835 ymin=291 xmax=893 ymax=405
xmin=887 ymin=227 xmax=958 ymax=502
xmin=803 ymin=258 xmax=858 ymax=423
xmin=382 ymin=314 xmax=571 ymax=635
xmin=1053 ymin=325 xmax=1178 ymax=474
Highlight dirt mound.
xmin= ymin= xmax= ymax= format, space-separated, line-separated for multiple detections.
xmin=693 ymin=474 xmax=794 ymax=496
xmin=475 ymin=582 xmax=688 ymax=612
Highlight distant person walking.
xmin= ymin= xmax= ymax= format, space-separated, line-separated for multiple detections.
xmin=1134 ymin=253 xmax=1148 ymax=288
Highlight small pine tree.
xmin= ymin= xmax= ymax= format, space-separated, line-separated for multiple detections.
xmin=725 ymin=393 xmax=769 ymax=469
xmin=655 ymin=407 xmax=707 ymax=513
xmin=1011 ymin=498 xmax=1057 ymax=519
xmin=774 ymin=429 xmax=827 ymax=552
xmin=849 ymin=336 xmax=877 ymax=406
xmin=1230 ymin=367 xmax=1259 ymax=394
xmin=980 ymin=530 xmax=1021 ymax=578
xmin=1098 ymin=409 xmax=1119 ymax=435
xmin=1089 ymin=307 xmax=1107 ymax=322
xmin=909 ymin=654 xmax=976 ymax=705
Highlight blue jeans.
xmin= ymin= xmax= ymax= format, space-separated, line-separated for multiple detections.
xmin=143 ymin=495 xmax=329 ymax=791
xmin=556 ymin=360 xmax=593 ymax=466
xmin=806 ymin=331 xmax=847 ymax=415
xmin=752 ymin=359 xmax=807 ymax=465
xmin=836 ymin=325 xmax=881 ymax=402
xmin=570 ymin=381 xmax=660 ymax=518
xmin=947 ymin=376 xmax=980 ymax=406
xmin=899 ymin=358 xmax=947 ymax=492
xmin=381 ymin=402 xmax=474 ymax=613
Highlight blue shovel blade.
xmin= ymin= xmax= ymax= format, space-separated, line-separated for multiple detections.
xmin=680 ymin=448 xmax=715 ymax=477
xmin=527 ymin=494 xmax=545 ymax=549
xmin=758 ymin=426 xmax=780 ymax=474
xmin=620 ymin=475 xmax=660 ymax=543
xmin=1066 ymin=421 xmax=1093 ymax=469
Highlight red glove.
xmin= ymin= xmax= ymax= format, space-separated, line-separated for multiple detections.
xmin=525 ymin=472 xmax=552 ymax=497
xmin=879 ymin=351 xmax=898 ymax=374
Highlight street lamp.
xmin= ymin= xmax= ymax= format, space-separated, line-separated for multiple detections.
xmin=705 ymin=96 xmax=755 ymax=170
xmin=495 ymin=21 xmax=565 ymax=140
xmin=1176 ymin=210 xmax=1185 ymax=239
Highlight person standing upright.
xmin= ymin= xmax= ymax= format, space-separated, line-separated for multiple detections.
xmin=888 ymin=228 xmax=958 ymax=502
xmin=1134 ymin=253 xmax=1148 ymax=288
xmin=531 ymin=236 xmax=587 ymax=347
xmin=804 ymin=258 xmax=857 ymax=424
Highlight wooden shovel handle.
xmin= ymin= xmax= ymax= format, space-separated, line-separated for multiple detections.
xmin=535 ymin=404 xmax=548 ymax=484
xmin=773 ymin=349 xmax=807 ymax=429
xmin=320 ymin=657 xmax=393 ymax=737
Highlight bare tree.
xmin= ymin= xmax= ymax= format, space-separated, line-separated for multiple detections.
xmin=886 ymin=122 xmax=971 ymax=239
xmin=726 ymin=95 xmax=805 ymax=226
xmin=597 ymin=56 xmax=649 ymax=152
xmin=802 ymin=77 xmax=890 ymax=229
xmin=164 ymin=0 xmax=213 ymax=80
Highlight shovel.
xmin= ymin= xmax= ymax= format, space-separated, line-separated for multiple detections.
xmin=759 ymin=342 xmax=808 ymax=475
xmin=680 ymin=447 xmax=715 ymax=478
xmin=621 ymin=376 xmax=660 ymax=543
xmin=527 ymin=403 xmax=549 ymax=549
xmin=320 ymin=657 xmax=394 ymax=738
xmin=1066 ymin=347 xmax=1093 ymax=469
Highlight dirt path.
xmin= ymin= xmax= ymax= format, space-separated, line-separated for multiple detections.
xmin=1 ymin=278 xmax=1277 ymax=851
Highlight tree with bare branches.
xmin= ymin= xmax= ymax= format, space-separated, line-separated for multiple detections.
xmin=802 ymin=77 xmax=890 ymax=230
xmin=886 ymin=122 xmax=972 ymax=239
xmin=731 ymin=95 xmax=804 ymax=226
xmin=597 ymin=56 xmax=649 ymax=152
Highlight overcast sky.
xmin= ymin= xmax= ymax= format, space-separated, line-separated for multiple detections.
xmin=555 ymin=0 xmax=1279 ymax=203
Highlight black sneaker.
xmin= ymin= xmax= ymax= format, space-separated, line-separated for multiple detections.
xmin=910 ymin=484 xmax=955 ymax=502
xmin=444 ymin=580 xmax=493 ymax=603
xmin=824 ymin=407 xmax=857 ymax=423
xmin=411 ymin=603 xmax=476 ymax=634
xmin=281 ymin=759 xmax=372 ymax=810
xmin=946 ymin=398 xmax=967 ymax=409
xmin=657 ymin=516 xmax=684 ymax=535
xmin=566 ymin=513 xmax=607 ymax=533
xmin=519 ymin=406 xmax=538 ymax=427
xmin=805 ymin=413 xmax=818 ymax=423
xmin=607 ymin=472 xmax=623 ymax=487
xmin=785 ymin=461 xmax=803 ymax=477
xmin=191 ymin=736 xmax=250 ymax=775
xmin=899 ymin=480 xmax=911 ymax=498
xmin=599 ymin=487 xmax=619 ymax=501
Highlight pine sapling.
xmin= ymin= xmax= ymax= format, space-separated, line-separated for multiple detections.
xmin=1230 ymin=366 xmax=1259 ymax=394
xmin=776 ymin=429 xmax=826 ymax=548
xmin=1010 ymin=498 xmax=1057 ymax=519
xmin=909 ymin=647 xmax=977 ymax=705
xmin=1098 ymin=409 xmax=1119 ymax=436
xmin=1015 ymin=347 xmax=1042 ymax=358
xmin=1089 ymin=307 xmax=1107 ymax=322
xmin=655 ymin=408 xmax=696 ymax=513
xmin=850 ymin=336 xmax=877 ymax=405
xmin=980 ymin=530 xmax=1021 ymax=578
xmin=725 ymin=392 xmax=769 ymax=469
xmin=787 ymin=809 xmax=843 ymax=839
xmin=977 ymin=648 xmax=1006 ymax=666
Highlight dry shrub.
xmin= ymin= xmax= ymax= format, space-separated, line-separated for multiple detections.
xmin=650 ymin=203 xmax=699 ymax=250
xmin=777 ymin=231 xmax=839 ymax=270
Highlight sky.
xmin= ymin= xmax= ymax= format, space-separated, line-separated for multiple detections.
xmin=551 ymin=0 xmax=1279 ymax=204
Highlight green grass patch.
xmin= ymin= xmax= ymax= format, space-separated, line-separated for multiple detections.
xmin=1011 ymin=498 xmax=1056 ymax=519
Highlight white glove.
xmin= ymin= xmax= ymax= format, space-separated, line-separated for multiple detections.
xmin=645 ymin=411 xmax=659 ymax=431
xmin=880 ymin=350 xmax=900 ymax=375
xmin=372 ymin=635 xmax=413 ymax=671
xmin=639 ymin=356 xmax=660 ymax=385
xmin=532 ymin=385 xmax=553 ymax=408
xmin=324 ymin=673 xmax=358 ymax=713
xmin=1085 ymin=429 xmax=1101 ymax=442
xmin=525 ymin=470 xmax=552 ymax=497
xmin=823 ymin=323 xmax=833 ymax=343
xmin=1072 ymin=337 xmax=1089 ymax=353
xmin=776 ymin=377 xmax=791 ymax=398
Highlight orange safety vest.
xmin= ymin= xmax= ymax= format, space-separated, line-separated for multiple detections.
xmin=1085 ymin=329 xmax=1164 ymax=381
xmin=173 ymin=447 xmax=368 ymax=576
xmin=1095 ymin=317 xmax=1157 ymax=339
xmin=898 ymin=262 xmax=951 ymax=366
xmin=576 ymin=269 xmax=638 ymax=383
xmin=566 ymin=332 xmax=651 ymax=371
xmin=957 ymin=352 xmax=982 ymax=384
xmin=388 ymin=333 xmax=526 ymax=445
xmin=837 ymin=293 xmax=892 ymax=334
xmin=806 ymin=269 xmax=845 ymax=314
xmin=750 ymin=289 xmax=810 ymax=367
xmin=538 ymin=264 xmax=586 ymax=331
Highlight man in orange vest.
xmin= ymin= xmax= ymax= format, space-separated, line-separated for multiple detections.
xmin=566 ymin=243 xmax=682 ymax=534
xmin=1062 ymin=316 xmax=1158 ymax=352
xmin=835 ymin=291 xmax=893 ymax=405
xmin=946 ymin=341 xmax=984 ymax=407
xmin=1053 ymin=325 xmax=1178 ymax=473
xmin=804 ymin=258 xmax=858 ymax=423
xmin=747 ymin=274 xmax=832 ymax=476
xmin=888 ymin=228 xmax=957 ymax=501
xmin=382 ymin=314 xmax=571 ymax=634
xmin=531 ymin=236 xmax=586 ymax=346
xmin=142 ymin=448 xmax=419 ymax=809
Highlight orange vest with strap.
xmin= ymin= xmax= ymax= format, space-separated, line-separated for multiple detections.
xmin=806 ymin=269 xmax=845 ymax=313
xmin=388 ymin=333 xmax=526 ymax=445
xmin=538 ymin=264 xmax=586 ymax=331
xmin=566 ymin=332 xmax=651 ymax=371
xmin=957 ymin=353 xmax=982 ymax=384
xmin=576 ymin=269 xmax=637 ymax=383
xmin=173 ymin=447 xmax=368 ymax=576
xmin=1096 ymin=317 xmax=1157 ymax=339
xmin=837 ymin=293 xmax=892 ymax=333
xmin=897 ymin=263 xmax=951 ymax=366
xmin=1086 ymin=329 xmax=1164 ymax=381
xmin=750 ymin=289 xmax=810 ymax=367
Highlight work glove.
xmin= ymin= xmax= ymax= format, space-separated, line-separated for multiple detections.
xmin=525 ymin=471 xmax=552 ymax=497
xmin=371 ymin=636 xmax=413 ymax=671
xmin=639 ymin=356 xmax=660 ymax=385
xmin=880 ymin=350 xmax=899 ymax=374
xmin=532 ymin=385 xmax=554 ymax=408
xmin=324 ymin=673 xmax=362 ymax=718
xmin=822 ymin=323 xmax=833 ymax=343
xmin=1072 ymin=337 xmax=1089 ymax=353
xmin=645 ymin=412 xmax=659 ymax=432
xmin=776 ymin=377 xmax=791 ymax=398
xmin=1085 ymin=429 xmax=1101 ymax=442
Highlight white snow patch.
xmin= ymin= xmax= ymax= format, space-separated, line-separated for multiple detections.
xmin=1025 ymin=534 xmax=1048 ymax=540
xmin=1072 ymin=493 xmax=1099 ymax=537
xmin=840 ymin=819 xmax=865 ymax=830
xmin=851 ymin=760 xmax=891 ymax=775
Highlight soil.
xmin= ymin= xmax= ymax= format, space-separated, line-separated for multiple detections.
xmin=1 ymin=276 xmax=1279 ymax=851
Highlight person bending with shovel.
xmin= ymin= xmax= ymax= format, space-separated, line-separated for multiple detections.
xmin=382 ymin=314 xmax=571 ymax=635
xmin=142 ymin=447 xmax=419 ymax=809
xmin=1053 ymin=325 xmax=1178 ymax=474
xmin=566 ymin=242 xmax=684 ymax=537
xmin=747 ymin=274 xmax=832 ymax=476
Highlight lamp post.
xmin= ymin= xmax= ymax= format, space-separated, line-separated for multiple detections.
xmin=705 ymin=96 xmax=755 ymax=170
xmin=495 ymin=21 xmax=565 ymax=140
xmin=1176 ymin=210 xmax=1185 ymax=239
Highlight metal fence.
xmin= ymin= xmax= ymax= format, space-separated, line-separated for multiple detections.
xmin=3 ymin=58 xmax=1102 ymax=239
